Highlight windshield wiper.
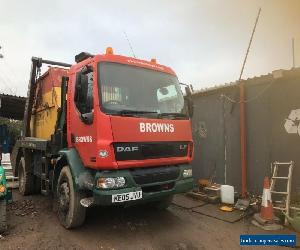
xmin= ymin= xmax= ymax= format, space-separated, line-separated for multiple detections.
xmin=118 ymin=110 xmax=158 ymax=116
xmin=158 ymin=113 xmax=188 ymax=119
xmin=116 ymin=110 xmax=187 ymax=119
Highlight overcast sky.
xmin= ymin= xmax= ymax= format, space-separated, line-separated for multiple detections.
xmin=0 ymin=0 xmax=299 ymax=96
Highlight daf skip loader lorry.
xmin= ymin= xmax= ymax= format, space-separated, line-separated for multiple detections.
xmin=11 ymin=48 xmax=194 ymax=228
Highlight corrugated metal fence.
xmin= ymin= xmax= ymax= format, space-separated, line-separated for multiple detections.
xmin=191 ymin=68 xmax=300 ymax=199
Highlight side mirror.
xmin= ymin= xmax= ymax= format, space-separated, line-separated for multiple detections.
xmin=184 ymin=85 xmax=194 ymax=118
xmin=185 ymin=86 xmax=192 ymax=96
xmin=184 ymin=97 xmax=194 ymax=118
xmin=81 ymin=65 xmax=93 ymax=75
xmin=80 ymin=111 xmax=94 ymax=125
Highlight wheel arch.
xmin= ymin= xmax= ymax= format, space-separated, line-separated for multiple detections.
xmin=53 ymin=148 xmax=91 ymax=192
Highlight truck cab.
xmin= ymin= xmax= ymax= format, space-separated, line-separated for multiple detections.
xmin=12 ymin=48 xmax=194 ymax=228
xmin=69 ymin=48 xmax=193 ymax=170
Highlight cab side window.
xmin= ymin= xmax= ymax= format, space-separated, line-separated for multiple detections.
xmin=74 ymin=71 xmax=94 ymax=114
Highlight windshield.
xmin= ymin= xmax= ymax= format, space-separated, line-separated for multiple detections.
xmin=98 ymin=62 xmax=186 ymax=118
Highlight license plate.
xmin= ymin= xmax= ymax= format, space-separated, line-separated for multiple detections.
xmin=112 ymin=190 xmax=143 ymax=203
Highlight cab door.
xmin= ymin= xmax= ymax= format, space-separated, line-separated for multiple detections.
xmin=68 ymin=64 xmax=97 ymax=167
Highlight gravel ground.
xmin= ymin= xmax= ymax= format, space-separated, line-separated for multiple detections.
xmin=0 ymin=191 xmax=297 ymax=250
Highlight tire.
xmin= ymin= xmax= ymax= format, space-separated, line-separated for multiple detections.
xmin=18 ymin=157 xmax=35 ymax=195
xmin=0 ymin=200 xmax=7 ymax=234
xmin=151 ymin=195 xmax=174 ymax=210
xmin=56 ymin=166 xmax=86 ymax=229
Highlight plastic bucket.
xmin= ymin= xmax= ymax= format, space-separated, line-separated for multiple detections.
xmin=220 ymin=185 xmax=234 ymax=204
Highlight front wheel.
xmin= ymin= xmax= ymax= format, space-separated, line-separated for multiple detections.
xmin=57 ymin=166 xmax=86 ymax=229
xmin=0 ymin=200 xmax=7 ymax=233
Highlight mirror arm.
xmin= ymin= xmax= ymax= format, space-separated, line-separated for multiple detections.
xmin=180 ymin=82 xmax=189 ymax=87
xmin=81 ymin=65 xmax=93 ymax=75
xmin=80 ymin=111 xmax=94 ymax=125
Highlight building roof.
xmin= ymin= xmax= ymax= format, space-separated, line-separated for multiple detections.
xmin=192 ymin=67 xmax=300 ymax=97
xmin=0 ymin=93 xmax=26 ymax=120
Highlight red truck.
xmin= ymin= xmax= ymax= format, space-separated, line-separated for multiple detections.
xmin=11 ymin=48 xmax=194 ymax=228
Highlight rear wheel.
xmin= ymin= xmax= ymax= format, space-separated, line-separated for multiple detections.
xmin=57 ymin=166 xmax=86 ymax=229
xmin=0 ymin=200 xmax=7 ymax=233
xmin=18 ymin=157 xmax=35 ymax=195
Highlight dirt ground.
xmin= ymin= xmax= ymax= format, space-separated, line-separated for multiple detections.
xmin=0 ymin=191 xmax=297 ymax=250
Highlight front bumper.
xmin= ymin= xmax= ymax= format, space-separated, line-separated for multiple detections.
xmin=92 ymin=164 xmax=193 ymax=206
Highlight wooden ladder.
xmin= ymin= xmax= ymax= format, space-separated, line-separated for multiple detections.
xmin=270 ymin=161 xmax=294 ymax=224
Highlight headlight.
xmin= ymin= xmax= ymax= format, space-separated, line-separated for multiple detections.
xmin=182 ymin=169 xmax=193 ymax=178
xmin=0 ymin=185 xmax=5 ymax=193
xmin=97 ymin=177 xmax=126 ymax=189
xmin=115 ymin=177 xmax=126 ymax=187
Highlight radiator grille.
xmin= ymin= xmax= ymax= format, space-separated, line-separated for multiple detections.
xmin=130 ymin=166 xmax=180 ymax=185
